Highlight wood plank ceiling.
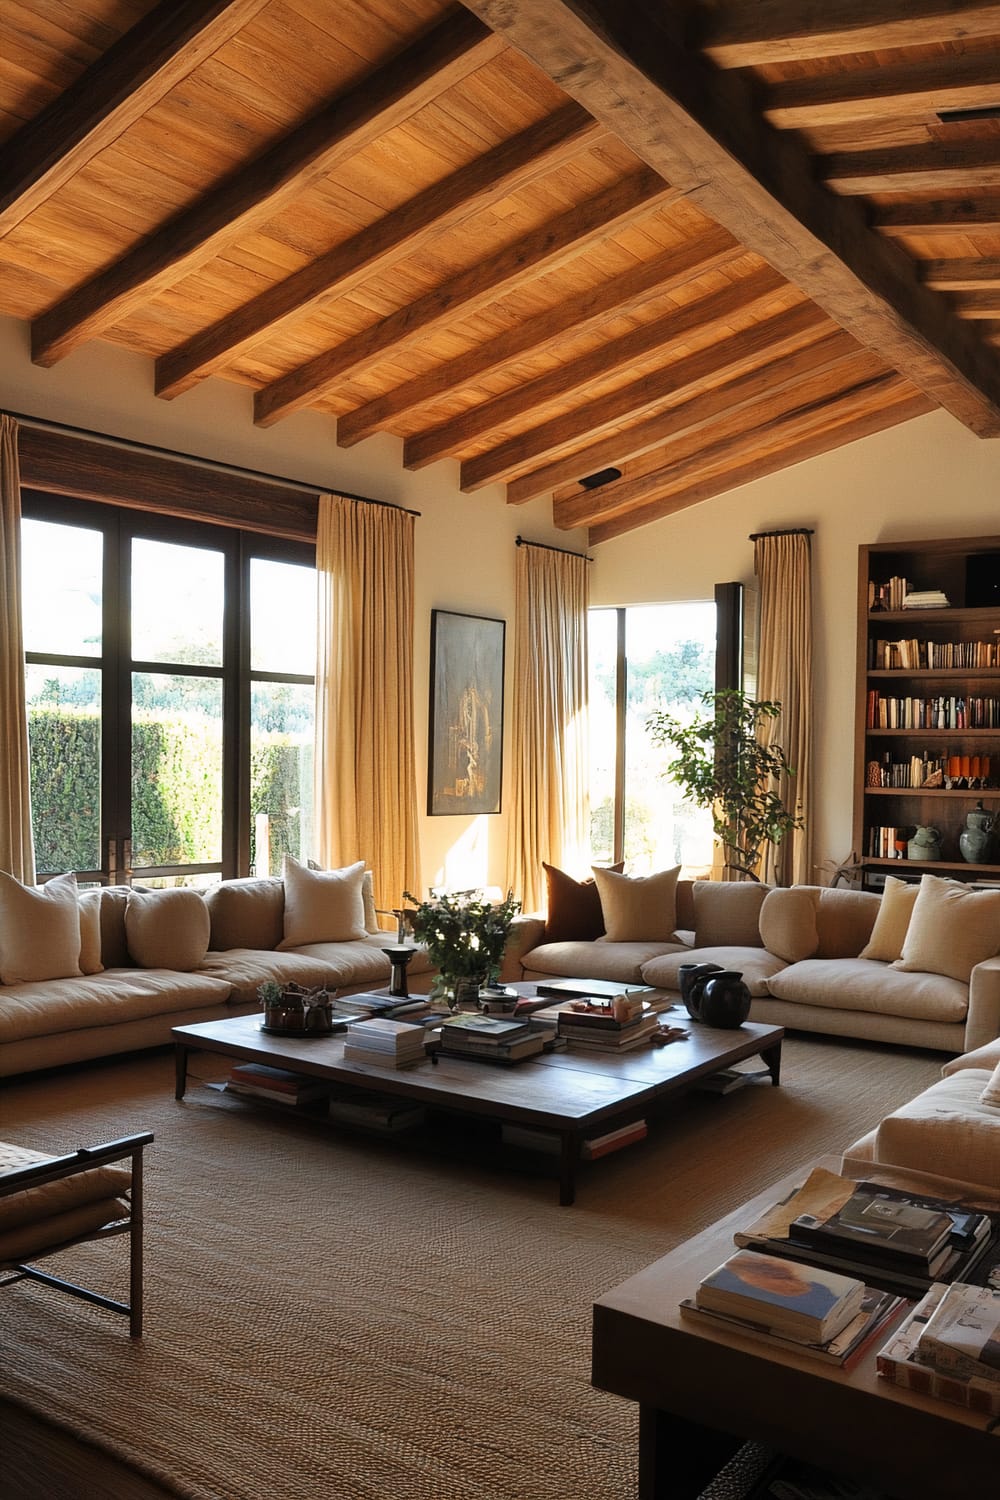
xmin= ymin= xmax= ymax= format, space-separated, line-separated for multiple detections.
xmin=3 ymin=1 xmax=1000 ymax=542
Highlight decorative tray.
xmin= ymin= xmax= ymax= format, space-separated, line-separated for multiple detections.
xmin=258 ymin=1020 xmax=353 ymax=1037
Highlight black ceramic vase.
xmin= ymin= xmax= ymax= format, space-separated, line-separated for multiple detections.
xmin=698 ymin=970 xmax=752 ymax=1029
xmin=677 ymin=962 xmax=724 ymax=1021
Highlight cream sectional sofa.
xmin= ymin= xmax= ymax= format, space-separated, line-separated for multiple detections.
xmin=843 ymin=1036 xmax=1000 ymax=1195
xmin=0 ymin=868 xmax=434 ymax=1078
xmin=514 ymin=874 xmax=1000 ymax=1056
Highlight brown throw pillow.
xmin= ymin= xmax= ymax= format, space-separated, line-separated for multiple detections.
xmin=541 ymin=862 xmax=623 ymax=944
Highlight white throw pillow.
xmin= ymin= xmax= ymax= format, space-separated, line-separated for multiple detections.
xmin=278 ymin=855 xmax=367 ymax=948
xmin=893 ymin=874 xmax=1000 ymax=983
xmin=125 ymin=888 xmax=211 ymax=971
xmin=591 ymin=865 xmax=680 ymax=943
xmin=981 ymin=1058 xmax=1000 ymax=1108
xmin=0 ymin=870 xmax=82 ymax=985
xmin=858 ymin=876 xmax=920 ymax=963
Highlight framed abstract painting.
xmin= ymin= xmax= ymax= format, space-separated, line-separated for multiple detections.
xmin=427 ymin=610 xmax=505 ymax=815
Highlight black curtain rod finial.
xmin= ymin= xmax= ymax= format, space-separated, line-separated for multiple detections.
xmin=515 ymin=534 xmax=593 ymax=562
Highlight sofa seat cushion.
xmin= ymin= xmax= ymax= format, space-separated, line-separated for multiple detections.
xmin=0 ymin=1141 xmax=132 ymax=1261
xmin=197 ymin=936 xmax=433 ymax=1005
xmin=640 ymin=946 xmax=787 ymax=998
xmin=0 ymin=968 xmax=234 ymax=1044
xmin=766 ymin=957 xmax=968 ymax=1022
xmin=873 ymin=1070 xmax=1000 ymax=1189
xmin=521 ymin=938 xmax=686 ymax=984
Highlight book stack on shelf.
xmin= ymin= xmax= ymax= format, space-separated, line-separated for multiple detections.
xmin=876 ymin=1281 xmax=1000 ymax=1416
xmin=327 ymin=1091 xmax=426 ymax=1134
xmin=733 ymin=1166 xmax=999 ymax=1300
xmin=225 ymin=1062 xmax=331 ymax=1108
xmin=436 ymin=1013 xmax=546 ymax=1063
xmin=501 ymin=1118 xmax=648 ymax=1160
xmin=689 ymin=1248 xmax=867 ymax=1348
xmin=342 ymin=1017 xmax=428 ymax=1069
xmin=556 ymin=995 xmax=660 ymax=1051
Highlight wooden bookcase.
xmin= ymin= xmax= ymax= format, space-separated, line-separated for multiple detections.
xmin=854 ymin=536 xmax=1000 ymax=890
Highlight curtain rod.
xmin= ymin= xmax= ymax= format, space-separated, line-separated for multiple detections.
xmin=6 ymin=408 xmax=420 ymax=517
xmin=748 ymin=527 xmax=814 ymax=540
xmin=515 ymin=534 xmax=593 ymax=562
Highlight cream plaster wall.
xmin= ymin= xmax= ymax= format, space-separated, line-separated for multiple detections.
xmin=0 ymin=315 xmax=589 ymax=898
xmin=589 ymin=409 xmax=1000 ymax=882
xmin=5 ymin=311 xmax=999 ymax=895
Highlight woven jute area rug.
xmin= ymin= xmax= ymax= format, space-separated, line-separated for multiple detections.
xmin=0 ymin=1036 xmax=940 ymax=1500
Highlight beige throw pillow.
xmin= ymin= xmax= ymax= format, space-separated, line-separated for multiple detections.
xmin=981 ymin=1058 xmax=1000 ymax=1108
xmin=125 ymin=888 xmax=211 ymax=971
xmin=758 ymin=886 xmax=819 ymax=963
xmin=591 ymin=865 xmax=680 ymax=943
xmin=78 ymin=888 xmax=105 ymax=974
xmin=858 ymin=876 xmax=920 ymax=963
xmin=278 ymin=855 xmax=367 ymax=948
xmin=893 ymin=874 xmax=1000 ymax=983
xmin=0 ymin=870 xmax=82 ymax=985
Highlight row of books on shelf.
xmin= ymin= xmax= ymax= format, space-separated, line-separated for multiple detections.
xmin=501 ymin=1118 xmax=648 ymax=1160
xmin=865 ymin=753 xmax=990 ymax=790
xmin=865 ymin=691 xmax=998 ymax=730
xmin=869 ymin=637 xmax=1000 ymax=670
xmin=224 ymin=1063 xmax=428 ymax=1133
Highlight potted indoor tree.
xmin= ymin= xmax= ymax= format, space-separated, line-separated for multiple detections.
xmin=647 ymin=688 xmax=803 ymax=882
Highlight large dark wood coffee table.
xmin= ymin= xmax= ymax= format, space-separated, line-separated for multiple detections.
xmin=592 ymin=1157 xmax=1000 ymax=1498
xmin=173 ymin=1008 xmax=783 ymax=1206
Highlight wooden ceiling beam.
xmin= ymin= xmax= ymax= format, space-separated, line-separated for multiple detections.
xmin=155 ymin=102 xmax=602 ymax=398
xmin=950 ymin=291 xmax=1000 ymax=318
xmin=0 ymin=0 xmax=273 ymax=238
xmin=553 ymin=351 xmax=890 ymax=527
xmin=530 ymin=329 xmax=861 ymax=511
xmin=764 ymin=55 xmax=1000 ymax=130
xmin=253 ymin=168 xmax=674 ymax=427
xmin=825 ymin=143 xmax=1000 ymax=194
xmin=336 ymin=225 xmax=741 ymax=446
xmin=403 ymin=264 xmax=788 ymax=470
xmin=587 ymin=384 xmax=935 ymax=544
xmin=698 ymin=1 xmax=1000 ymax=68
xmin=30 ymin=9 xmax=504 ymax=367
xmin=461 ymin=0 xmax=1000 ymax=435
xmin=923 ymin=259 xmax=1000 ymax=288
xmin=463 ymin=301 xmax=830 ymax=493
xmin=875 ymin=196 xmax=1000 ymax=234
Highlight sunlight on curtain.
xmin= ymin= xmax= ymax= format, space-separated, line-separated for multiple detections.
xmin=313 ymin=494 xmax=419 ymax=912
xmin=0 ymin=415 xmax=35 ymax=884
xmin=506 ymin=544 xmax=589 ymax=914
xmin=754 ymin=530 xmax=813 ymax=886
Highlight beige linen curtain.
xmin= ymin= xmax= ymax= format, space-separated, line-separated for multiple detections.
xmin=0 ymin=415 xmax=35 ymax=884
xmin=506 ymin=543 xmax=590 ymax=914
xmin=754 ymin=529 xmax=813 ymax=886
xmin=313 ymin=494 xmax=419 ymax=912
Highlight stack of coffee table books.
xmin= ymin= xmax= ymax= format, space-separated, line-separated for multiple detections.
xmin=436 ymin=1013 xmax=546 ymax=1063
xmin=876 ymin=1281 xmax=1000 ymax=1416
xmin=342 ymin=1017 xmax=428 ymax=1068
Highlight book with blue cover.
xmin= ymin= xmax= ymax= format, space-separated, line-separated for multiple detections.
xmin=695 ymin=1248 xmax=866 ymax=1342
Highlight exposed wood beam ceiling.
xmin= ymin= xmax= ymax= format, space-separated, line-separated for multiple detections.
xmin=2 ymin=1 xmax=1000 ymax=542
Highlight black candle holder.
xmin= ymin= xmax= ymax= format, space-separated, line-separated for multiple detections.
xmin=382 ymin=945 xmax=417 ymax=998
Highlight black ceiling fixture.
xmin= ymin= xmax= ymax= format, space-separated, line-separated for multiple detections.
xmin=936 ymin=105 xmax=1000 ymax=123
xmin=578 ymin=467 xmax=622 ymax=489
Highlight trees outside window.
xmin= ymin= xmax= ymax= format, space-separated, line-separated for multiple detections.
xmin=21 ymin=494 xmax=315 ymax=885
xmin=589 ymin=603 xmax=716 ymax=876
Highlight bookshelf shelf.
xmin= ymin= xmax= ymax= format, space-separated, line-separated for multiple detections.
xmin=855 ymin=537 xmax=1000 ymax=889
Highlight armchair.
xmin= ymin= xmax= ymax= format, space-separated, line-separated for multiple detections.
xmin=0 ymin=1132 xmax=153 ymax=1337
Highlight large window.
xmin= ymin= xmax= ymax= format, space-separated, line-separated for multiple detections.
xmin=21 ymin=494 xmax=315 ymax=885
xmin=589 ymin=603 xmax=716 ymax=877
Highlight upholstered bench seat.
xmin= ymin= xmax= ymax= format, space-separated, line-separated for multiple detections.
xmin=0 ymin=1141 xmax=131 ymax=1261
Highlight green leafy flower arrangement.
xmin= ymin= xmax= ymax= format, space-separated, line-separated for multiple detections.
xmin=401 ymin=888 xmax=521 ymax=983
